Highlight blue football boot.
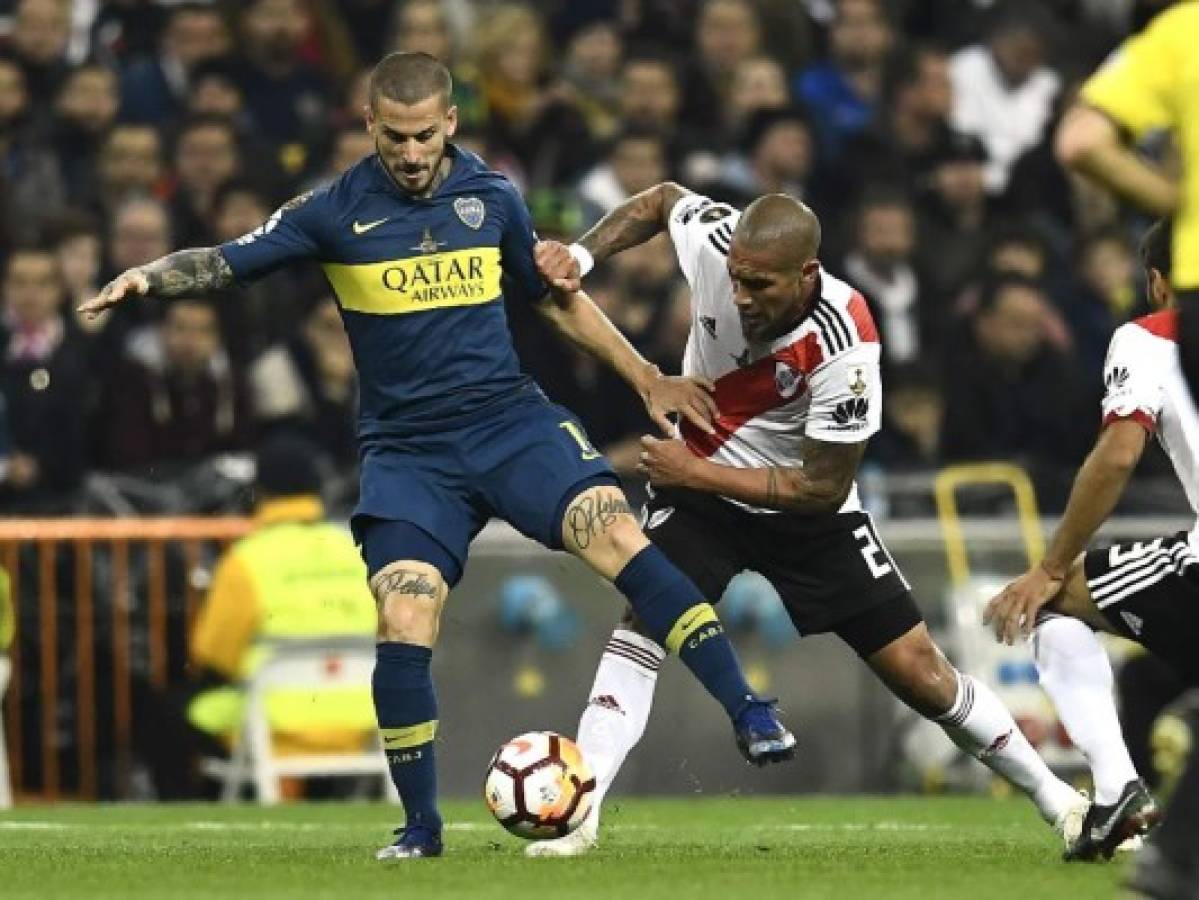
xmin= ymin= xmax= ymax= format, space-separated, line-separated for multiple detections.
xmin=375 ymin=824 xmax=444 ymax=860
xmin=734 ymin=697 xmax=797 ymax=766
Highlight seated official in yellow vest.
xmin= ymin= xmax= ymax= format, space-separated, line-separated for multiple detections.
xmin=187 ymin=441 xmax=377 ymax=754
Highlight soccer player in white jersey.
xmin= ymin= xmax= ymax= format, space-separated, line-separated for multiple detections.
xmin=526 ymin=184 xmax=1085 ymax=856
xmin=985 ymin=220 xmax=1199 ymax=862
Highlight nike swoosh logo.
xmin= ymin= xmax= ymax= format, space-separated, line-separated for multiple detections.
xmin=353 ymin=217 xmax=388 ymax=235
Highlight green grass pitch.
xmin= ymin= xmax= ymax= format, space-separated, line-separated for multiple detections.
xmin=0 ymin=797 xmax=1127 ymax=899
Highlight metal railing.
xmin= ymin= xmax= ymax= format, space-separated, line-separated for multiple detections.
xmin=0 ymin=519 xmax=250 ymax=801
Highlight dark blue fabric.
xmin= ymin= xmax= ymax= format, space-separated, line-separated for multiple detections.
xmin=349 ymin=389 xmax=614 ymax=568
xmin=373 ymin=642 xmax=441 ymax=832
xmin=359 ymin=518 xmax=463 ymax=586
xmin=614 ymin=545 xmax=754 ymax=719
xmin=218 ymin=145 xmax=547 ymax=440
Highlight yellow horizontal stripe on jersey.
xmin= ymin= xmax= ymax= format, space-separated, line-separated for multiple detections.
xmin=323 ymin=247 xmax=502 ymax=314
xmin=380 ymin=720 xmax=438 ymax=748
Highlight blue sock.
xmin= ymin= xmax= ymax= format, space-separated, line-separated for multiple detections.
xmin=373 ymin=642 xmax=441 ymax=833
xmin=614 ymin=545 xmax=755 ymax=719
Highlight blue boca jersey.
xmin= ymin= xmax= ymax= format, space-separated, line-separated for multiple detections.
xmin=219 ymin=146 xmax=545 ymax=438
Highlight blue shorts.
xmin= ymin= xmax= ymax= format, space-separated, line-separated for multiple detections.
xmin=352 ymin=389 xmax=617 ymax=585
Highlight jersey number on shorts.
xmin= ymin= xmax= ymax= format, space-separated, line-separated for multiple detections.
xmin=560 ymin=421 xmax=601 ymax=460
xmin=853 ymin=524 xmax=893 ymax=578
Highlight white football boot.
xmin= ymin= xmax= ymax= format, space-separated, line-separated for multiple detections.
xmin=524 ymin=805 xmax=599 ymax=858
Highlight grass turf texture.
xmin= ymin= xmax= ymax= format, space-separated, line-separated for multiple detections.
xmin=0 ymin=797 xmax=1125 ymax=899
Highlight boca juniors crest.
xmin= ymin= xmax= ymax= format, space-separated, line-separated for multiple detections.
xmin=774 ymin=361 xmax=803 ymax=398
xmin=454 ymin=196 xmax=485 ymax=229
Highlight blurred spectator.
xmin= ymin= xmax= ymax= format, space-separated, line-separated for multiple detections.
xmin=940 ymin=274 xmax=1091 ymax=478
xmin=726 ymin=55 xmax=790 ymax=134
xmin=868 ymin=362 xmax=944 ymax=471
xmin=841 ymin=188 xmax=930 ymax=369
xmin=232 ymin=0 xmax=333 ymax=177
xmin=0 ymin=51 xmax=65 ymax=244
xmin=169 ymin=115 xmax=243 ymax=246
xmin=576 ymin=129 xmax=669 ymax=227
xmin=118 ymin=3 xmax=231 ymax=125
xmin=680 ymin=0 xmax=761 ymax=134
xmin=185 ymin=57 xmax=246 ymax=122
xmin=134 ymin=435 xmax=376 ymax=799
xmin=45 ymin=209 xmax=103 ymax=331
xmin=97 ymin=296 xmax=250 ymax=474
xmin=50 ymin=63 xmax=119 ymax=201
xmin=108 ymin=195 xmax=173 ymax=278
xmin=248 ymin=294 xmax=357 ymax=471
xmin=305 ymin=125 xmax=375 ymax=192
xmin=914 ymin=131 xmax=993 ymax=311
xmin=796 ymin=0 xmax=894 ymax=157
xmin=90 ymin=123 xmax=166 ymax=218
xmin=841 ymin=44 xmax=955 ymax=188
xmin=6 ymin=0 xmax=72 ymax=104
xmin=706 ymin=106 xmax=817 ymax=206
xmin=949 ymin=4 xmax=1061 ymax=193
xmin=1060 ymin=227 xmax=1145 ymax=377
xmin=471 ymin=3 xmax=594 ymax=187
xmin=0 ymin=244 xmax=90 ymax=512
xmin=559 ymin=19 xmax=623 ymax=141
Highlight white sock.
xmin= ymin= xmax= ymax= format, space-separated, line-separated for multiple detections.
xmin=934 ymin=671 xmax=1079 ymax=824
xmin=575 ymin=629 xmax=664 ymax=820
xmin=1033 ymin=616 xmax=1139 ymax=805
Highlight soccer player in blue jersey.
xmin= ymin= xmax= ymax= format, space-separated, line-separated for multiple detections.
xmin=80 ymin=52 xmax=794 ymax=859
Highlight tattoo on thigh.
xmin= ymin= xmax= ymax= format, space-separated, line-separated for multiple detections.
xmin=372 ymin=569 xmax=441 ymax=602
xmin=565 ymin=493 xmax=633 ymax=550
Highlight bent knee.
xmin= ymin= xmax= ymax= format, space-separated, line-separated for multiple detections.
xmin=1045 ymin=556 xmax=1111 ymax=632
xmin=561 ymin=485 xmax=648 ymax=576
xmin=875 ymin=631 xmax=958 ymax=716
xmin=371 ymin=560 xmax=447 ymax=645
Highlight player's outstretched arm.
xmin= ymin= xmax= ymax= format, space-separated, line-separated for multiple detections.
xmin=78 ymin=248 xmax=234 ymax=318
xmin=1055 ymin=103 xmax=1178 ymax=216
xmin=983 ymin=419 xmax=1148 ymax=644
xmin=638 ymin=434 xmax=862 ymax=514
xmin=534 ymin=242 xmax=716 ymax=435
xmin=576 ymin=181 xmax=692 ymax=266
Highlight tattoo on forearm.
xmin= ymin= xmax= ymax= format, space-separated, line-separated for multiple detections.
xmin=759 ymin=440 xmax=866 ymax=513
xmin=565 ymin=493 xmax=633 ymax=550
xmin=371 ymin=569 xmax=441 ymax=603
xmin=578 ymin=184 xmax=687 ymax=263
xmin=765 ymin=468 xmax=780 ymax=509
xmin=142 ymin=248 xmax=234 ymax=297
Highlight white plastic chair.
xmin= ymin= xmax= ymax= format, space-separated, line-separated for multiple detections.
xmin=0 ymin=655 xmax=11 ymax=809
xmin=207 ymin=638 xmax=398 ymax=805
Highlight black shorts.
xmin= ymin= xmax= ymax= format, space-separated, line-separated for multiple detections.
xmin=643 ymin=487 xmax=922 ymax=658
xmin=1084 ymin=532 xmax=1199 ymax=684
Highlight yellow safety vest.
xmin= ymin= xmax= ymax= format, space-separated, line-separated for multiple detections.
xmin=188 ymin=518 xmax=378 ymax=750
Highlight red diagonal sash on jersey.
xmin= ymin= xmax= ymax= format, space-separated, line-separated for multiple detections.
xmin=680 ymin=332 xmax=824 ymax=457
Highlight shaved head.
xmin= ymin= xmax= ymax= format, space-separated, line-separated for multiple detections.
xmin=727 ymin=194 xmax=823 ymax=342
xmin=734 ymin=194 xmax=821 ymax=268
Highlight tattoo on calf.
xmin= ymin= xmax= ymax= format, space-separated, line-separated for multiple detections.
xmin=565 ymin=493 xmax=633 ymax=550
xmin=372 ymin=569 xmax=441 ymax=602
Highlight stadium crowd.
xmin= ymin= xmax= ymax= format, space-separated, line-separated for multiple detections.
xmin=0 ymin=0 xmax=1181 ymax=517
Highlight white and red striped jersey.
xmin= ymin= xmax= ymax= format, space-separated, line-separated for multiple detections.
xmin=1100 ymin=309 xmax=1199 ymax=542
xmin=666 ymin=192 xmax=882 ymax=514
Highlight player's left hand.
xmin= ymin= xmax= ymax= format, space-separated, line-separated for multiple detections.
xmin=641 ymin=372 xmax=718 ymax=436
xmin=982 ymin=565 xmax=1064 ymax=645
xmin=534 ymin=240 xmax=581 ymax=293
xmin=638 ymin=435 xmax=698 ymax=488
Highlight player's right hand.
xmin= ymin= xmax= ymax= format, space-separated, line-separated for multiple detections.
xmin=78 ymin=268 xmax=150 ymax=319
xmin=982 ymin=565 xmax=1063 ymax=644
xmin=534 ymin=240 xmax=581 ymax=293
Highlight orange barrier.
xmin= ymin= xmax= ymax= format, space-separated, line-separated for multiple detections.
xmin=0 ymin=518 xmax=251 ymax=801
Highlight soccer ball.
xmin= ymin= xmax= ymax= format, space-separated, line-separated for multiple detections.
xmin=484 ymin=731 xmax=596 ymax=839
